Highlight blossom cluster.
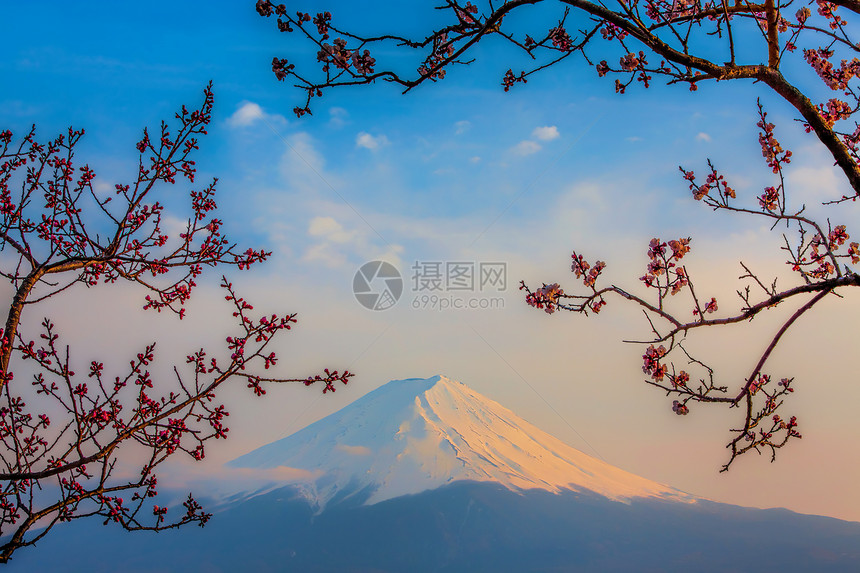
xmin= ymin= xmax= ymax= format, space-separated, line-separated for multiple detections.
xmin=639 ymin=237 xmax=692 ymax=300
xmin=418 ymin=33 xmax=455 ymax=80
xmin=524 ymin=283 xmax=564 ymax=314
xmin=571 ymin=252 xmax=605 ymax=288
xmin=682 ymin=163 xmax=735 ymax=202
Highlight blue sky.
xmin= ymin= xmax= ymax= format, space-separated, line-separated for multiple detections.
xmin=3 ymin=1 xmax=860 ymax=522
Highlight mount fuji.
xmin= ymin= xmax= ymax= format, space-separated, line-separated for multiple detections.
xmin=7 ymin=375 xmax=860 ymax=572
xmin=229 ymin=375 xmax=691 ymax=508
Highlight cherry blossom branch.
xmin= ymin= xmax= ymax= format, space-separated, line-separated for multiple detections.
xmin=0 ymin=86 xmax=352 ymax=562
xmin=258 ymin=0 xmax=860 ymax=192
xmin=521 ymin=107 xmax=856 ymax=468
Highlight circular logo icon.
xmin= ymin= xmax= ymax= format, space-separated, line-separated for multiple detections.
xmin=353 ymin=261 xmax=403 ymax=311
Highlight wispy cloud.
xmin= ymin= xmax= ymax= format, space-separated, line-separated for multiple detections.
xmin=308 ymin=216 xmax=355 ymax=244
xmin=696 ymin=132 xmax=712 ymax=142
xmin=328 ymin=106 xmax=349 ymax=128
xmin=455 ymin=120 xmax=471 ymax=135
xmin=512 ymin=140 xmax=542 ymax=156
xmin=509 ymin=126 xmax=559 ymax=156
xmin=277 ymin=131 xmax=333 ymax=195
xmin=356 ymin=132 xmax=390 ymax=151
xmin=304 ymin=215 xmax=403 ymax=268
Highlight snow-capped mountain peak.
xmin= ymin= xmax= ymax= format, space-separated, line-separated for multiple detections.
xmin=229 ymin=375 xmax=692 ymax=508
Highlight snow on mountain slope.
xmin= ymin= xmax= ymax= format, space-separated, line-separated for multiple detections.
xmin=229 ymin=375 xmax=694 ymax=508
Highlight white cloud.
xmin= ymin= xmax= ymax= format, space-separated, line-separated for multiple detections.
xmin=303 ymin=214 xmax=404 ymax=269
xmin=226 ymin=101 xmax=286 ymax=128
xmin=512 ymin=140 xmax=542 ymax=156
xmin=248 ymin=132 xmax=341 ymax=260
xmin=532 ymin=126 xmax=560 ymax=141
xmin=328 ymin=106 xmax=349 ymax=128
xmin=356 ymin=132 xmax=390 ymax=151
xmin=469 ymin=156 xmax=481 ymax=163
xmin=696 ymin=132 xmax=712 ymax=142
xmin=229 ymin=102 xmax=263 ymax=126
xmin=455 ymin=120 xmax=471 ymax=135
xmin=305 ymin=217 xmax=358 ymax=267
xmin=308 ymin=216 xmax=355 ymax=244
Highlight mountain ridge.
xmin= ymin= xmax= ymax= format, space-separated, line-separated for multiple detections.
xmin=10 ymin=481 xmax=860 ymax=573
xmin=8 ymin=375 xmax=860 ymax=572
